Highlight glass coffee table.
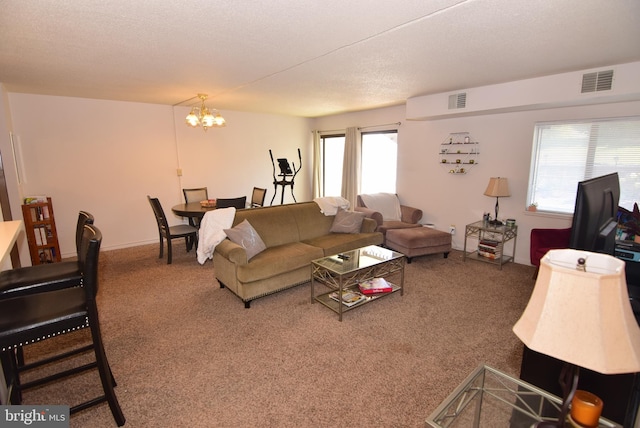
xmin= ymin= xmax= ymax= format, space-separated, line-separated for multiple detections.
xmin=310 ymin=245 xmax=405 ymax=321
xmin=426 ymin=365 xmax=621 ymax=428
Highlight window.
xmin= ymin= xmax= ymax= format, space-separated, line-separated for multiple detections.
xmin=320 ymin=130 xmax=398 ymax=197
xmin=361 ymin=131 xmax=398 ymax=194
xmin=320 ymin=134 xmax=345 ymax=197
xmin=528 ymin=117 xmax=640 ymax=214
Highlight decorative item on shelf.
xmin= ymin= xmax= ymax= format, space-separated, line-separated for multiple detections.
xmin=505 ymin=218 xmax=516 ymax=227
xmin=513 ymin=249 xmax=640 ymax=428
xmin=483 ymin=177 xmax=510 ymax=225
xmin=184 ymin=93 xmax=226 ymax=131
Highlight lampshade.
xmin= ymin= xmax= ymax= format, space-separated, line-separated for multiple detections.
xmin=513 ymin=248 xmax=640 ymax=375
xmin=483 ymin=177 xmax=510 ymax=197
xmin=185 ymin=94 xmax=226 ymax=131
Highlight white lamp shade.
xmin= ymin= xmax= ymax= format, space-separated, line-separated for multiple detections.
xmin=513 ymin=249 xmax=640 ymax=374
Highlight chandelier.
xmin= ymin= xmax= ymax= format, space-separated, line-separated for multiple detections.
xmin=185 ymin=94 xmax=226 ymax=131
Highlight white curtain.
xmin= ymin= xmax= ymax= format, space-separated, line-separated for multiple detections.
xmin=311 ymin=130 xmax=322 ymax=199
xmin=341 ymin=127 xmax=360 ymax=208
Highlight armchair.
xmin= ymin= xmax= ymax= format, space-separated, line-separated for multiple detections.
xmin=355 ymin=193 xmax=422 ymax=239
xmin=530 ymin=227 xmax=572 ymax=278
xmin=355 ymin=193 xmax=451 ymax=262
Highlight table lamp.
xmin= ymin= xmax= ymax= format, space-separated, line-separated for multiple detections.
xmin=483 ymin=177 xmax=510 ymax=225
xmin=513 ymin=249 xmax=640 ymax=427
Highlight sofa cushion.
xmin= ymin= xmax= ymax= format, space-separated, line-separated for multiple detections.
xmin=378 ymin=220 xmax=422 ymax=236
xmin=224 ymin=219 xmax=267 ymax=260
xmin=233 ymin=205 xmax=301 ymax=248
xmin=235 ymin=242 xmax=323 ymax=283
xmin=303 ymin=232 xmax=383 ymax=257
xmin=329 ymin=209 xmax=365 ymax=234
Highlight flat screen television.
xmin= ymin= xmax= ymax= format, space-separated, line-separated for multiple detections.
xmin=569 ymin=172 xmax=620 ymax=255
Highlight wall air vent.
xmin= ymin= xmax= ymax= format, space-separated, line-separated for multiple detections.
xmin=581 ymin=70 xmax=614 ymax=93
xmin=448 ymin=92 xmax=467 ymax=109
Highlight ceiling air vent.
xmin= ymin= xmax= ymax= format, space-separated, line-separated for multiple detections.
xmin=448 ymin=92 xmax=467 ymax=109
xmin=581 ymin=70 xmax=614 ymax=93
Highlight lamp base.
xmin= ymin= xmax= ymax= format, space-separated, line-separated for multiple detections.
xmin=488 ymin=219 xmax=503 ymax=226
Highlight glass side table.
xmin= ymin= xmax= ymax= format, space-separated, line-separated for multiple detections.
xmin=463 ymin=221 xmax=517 ymax=270
xmin=426 ymin=365 xmax=621 ymax=428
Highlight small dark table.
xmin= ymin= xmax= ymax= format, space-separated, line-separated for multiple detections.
xmin=171 ymin=202 xmax=216 ymax=223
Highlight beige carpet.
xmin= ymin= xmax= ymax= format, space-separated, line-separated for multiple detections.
xmin=19 ymin=243 xmax=536 ymax=427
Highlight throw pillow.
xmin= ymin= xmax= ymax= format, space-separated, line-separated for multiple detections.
xmin=223 ymin=219 xmax=267 ymax=260
xmin=330 ymin=209 xmax=365 ymax=234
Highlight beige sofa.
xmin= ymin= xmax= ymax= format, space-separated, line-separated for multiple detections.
xmin=213 ymin=201 xmax=383 ymax=307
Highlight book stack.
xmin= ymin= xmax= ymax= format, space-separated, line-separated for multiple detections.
xmin=478 ymin=239 xmax=501 ymax=260
xmin=358 ymin=277 xmax=392 ymax=295
xmin=329 ymin=290 xmax=367 ymax=307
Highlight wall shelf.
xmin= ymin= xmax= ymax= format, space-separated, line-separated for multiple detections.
xmin=439 ymin=132 xmax=479 ymax=174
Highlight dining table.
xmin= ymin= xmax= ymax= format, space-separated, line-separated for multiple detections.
xmin=171 ymin=202 xmax=216 ymax=225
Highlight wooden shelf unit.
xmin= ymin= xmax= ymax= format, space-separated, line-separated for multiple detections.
xmin=21 ymin=197 xmax=61 ymax=265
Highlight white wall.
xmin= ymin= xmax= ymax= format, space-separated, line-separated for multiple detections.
xmin=1 ymin=92 xmax=312 ymax=262
xmin=3 ymin=87 xmax=639 ymax=267
xmin=313 ymin=100 xmax=640 ymax=265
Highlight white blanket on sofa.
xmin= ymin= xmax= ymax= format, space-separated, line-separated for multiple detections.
xmin=197 ymin=207 xmax=236 ymax=264
xmin=313 ymin=196 xmax=350 ymax=215
xmin=360 ymin=193 xmax=401 ymax=221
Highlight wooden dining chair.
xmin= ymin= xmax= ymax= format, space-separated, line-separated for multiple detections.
xmin=148 ymin=196 xmax=197 ymax=264
xmin=182 ymin=187 xmax=208 ymax=227
xmin=250 ymin=187 xmax=267 ymax=208
xmin=216 ymin=196 xmax=247 ymax=209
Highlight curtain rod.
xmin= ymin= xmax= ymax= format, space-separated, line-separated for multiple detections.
xmin=313 ymin=122 xmax=402 ymax=134
xmin=358 ymin=122 xmax=401 ymax=130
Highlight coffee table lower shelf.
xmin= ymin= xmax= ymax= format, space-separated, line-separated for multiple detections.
xmin=313 ymin=282 xmax=401 ymax=314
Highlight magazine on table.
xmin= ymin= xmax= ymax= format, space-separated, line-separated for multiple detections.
xmin=329 ymin=290 xmax=367 ymax=307
xmin=358 ymin=277 xmax=393 ymax=294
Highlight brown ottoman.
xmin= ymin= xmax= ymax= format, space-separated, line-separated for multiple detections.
xmin=385 ymin=227 xmax=451 ymax=263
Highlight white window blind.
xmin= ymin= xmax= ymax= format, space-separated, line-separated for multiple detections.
xmin=528 ymin=116 xmax=640 ymax=214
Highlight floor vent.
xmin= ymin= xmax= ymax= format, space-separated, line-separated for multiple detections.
xmin=581 ymin=70 xmax=614 ymax=93
xmin=448 ymin=92 xmax=467 ymax=109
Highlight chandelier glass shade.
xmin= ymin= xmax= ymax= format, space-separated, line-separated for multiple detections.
xmin=185 ymin=94 xmax=226 ymax=131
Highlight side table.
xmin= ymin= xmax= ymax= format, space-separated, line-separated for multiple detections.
xmin=463 ymin=221 xmax=517 ymax=270
xmin=426 ymin=365 xmax=621 ymax=427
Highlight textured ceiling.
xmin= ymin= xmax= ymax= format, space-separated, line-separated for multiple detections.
xmin=1 ymin=0 xmax=639 ymax=117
